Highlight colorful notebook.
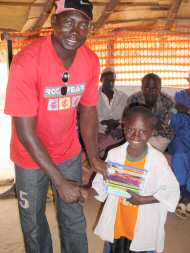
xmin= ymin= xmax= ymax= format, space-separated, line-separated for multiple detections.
xmin=106 ymin=160 xmax=147 ymax=199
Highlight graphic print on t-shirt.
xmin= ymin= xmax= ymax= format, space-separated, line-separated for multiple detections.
xmin=44 ymin=83 xmax=86 ymax=111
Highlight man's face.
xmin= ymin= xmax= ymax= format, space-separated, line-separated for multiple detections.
xmin=52 ymin=10 xmax=90 ymax=51
xmin=142 ymin=78 xmax=161 ymax=106
xmin=101 ymin=73 xmax=115 ymax=92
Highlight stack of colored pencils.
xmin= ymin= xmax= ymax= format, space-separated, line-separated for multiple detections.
xmin=106 ymin=161 xmax=147 ymax=198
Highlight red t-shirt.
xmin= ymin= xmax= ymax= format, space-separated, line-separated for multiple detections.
xmin=5 ymin=36 xmax=100 ymax=169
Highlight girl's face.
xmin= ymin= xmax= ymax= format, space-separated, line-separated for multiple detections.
xmin=124 ymin=113 xmax=153 ymax=151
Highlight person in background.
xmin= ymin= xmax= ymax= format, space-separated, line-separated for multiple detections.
xmin=92 ymin=105 xmax=180 ymax=253
xmin=127 ymin=73 xmax=174 ymax=152
xmin=175 ymin=73 xmax=190 ymax=113
xmin=97 ymin=68 xmax=127 ymax=159
xmin=168 ymin=73 xmax=190 ymax=219
xmin=4 ymin=1 xmax=106 ymax=252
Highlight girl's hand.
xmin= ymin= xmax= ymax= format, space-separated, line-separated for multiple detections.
xmin=127 ymin=190 xmax=143 ymax=205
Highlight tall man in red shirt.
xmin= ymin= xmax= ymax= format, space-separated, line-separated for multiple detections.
xmin=5 ymin=0 xmax=106 ymax=252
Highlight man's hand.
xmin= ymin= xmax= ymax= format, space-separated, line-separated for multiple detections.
xmin=82 ymin=159 xmax=94 ymax=184
xmin=90 ymin=157 xmax=108 ymax=179
xmin=101 ymin=119 xmax=120 ymax=127
xmin=110 ymin=128 xmax=124 ymax=139
xmin=80 ymin=185 xmax=90 ymax=200
xmin=57 ymin=179 xmax=83 ymax=203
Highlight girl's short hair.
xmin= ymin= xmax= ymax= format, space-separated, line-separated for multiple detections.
xmin=122 ymin=104 xmax=156 ymax=128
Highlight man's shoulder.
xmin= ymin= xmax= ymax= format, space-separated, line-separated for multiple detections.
xmin=98 ymin=86 xmax=103 ymax=93
xmin=175 ymin=89 xmax=187 ymax=99
xmin=175 ymin=89 xmax=187 ymax=95
xmin=128 ymin=91 xmax=142 ymax=98
xmin=115 ymin=88 xmax=127 ymax=95
xmin=127 ymin=91 xmax=143 ymax=102
xmin=160 ymin=92 xmax=174 ymax=103
xmin=114 ymin=88 xmax=127 ymax=98
xmin=13 ymin=36 xmax=48 ymax=63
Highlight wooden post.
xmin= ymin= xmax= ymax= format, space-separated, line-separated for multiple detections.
xmin=1 ymin=32 xmax=13 ymax=68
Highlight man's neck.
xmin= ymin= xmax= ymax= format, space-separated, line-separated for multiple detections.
xmin=102 ymin=88 xmax=114 ymax=101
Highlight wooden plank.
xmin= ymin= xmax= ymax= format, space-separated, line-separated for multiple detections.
xmin=93 ymin=1 xmax=169 ymax=8
xmin=106 ymin=17 xmax=166 ymax=24
xmin=0 ymin=1 xmax=44 ymax=6
xmin=93 ymin=0 xmax=120 ymax=30
xmin=166 ymin=0 xmax=183 ymax=30
xmin=27 ymin=0 xmax=53 ymax=31
xmin=0 ymin=28 xmax=16 ymax=33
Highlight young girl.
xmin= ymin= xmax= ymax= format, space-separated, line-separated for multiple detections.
xmin=92 ymin=105 xmax=180 ymax=253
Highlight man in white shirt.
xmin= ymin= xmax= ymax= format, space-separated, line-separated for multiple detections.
xmin=97 ymin=68 xmax=127 ymax=159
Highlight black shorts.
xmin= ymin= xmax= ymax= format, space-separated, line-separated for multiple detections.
xmin=109 ymin=237 xmax=148 ymax=253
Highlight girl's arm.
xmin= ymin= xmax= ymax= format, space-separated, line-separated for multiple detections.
xmin=127 ymin=190 xmax=159 ymax=205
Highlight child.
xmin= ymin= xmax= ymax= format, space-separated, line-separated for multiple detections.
xmin=92 ymin=105 xmax=180 ymax=253
xmin=168 ymin=86 xmax=190 ymax=218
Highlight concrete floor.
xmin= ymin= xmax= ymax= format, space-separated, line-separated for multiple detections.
xmin=0 ymin=189 xmax=189 ymax=253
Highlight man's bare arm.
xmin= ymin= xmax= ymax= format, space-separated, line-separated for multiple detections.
xmin=79 ymin=105 xmax=107 ymax=177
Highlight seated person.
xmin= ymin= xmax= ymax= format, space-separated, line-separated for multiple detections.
xmin=97 ymin=68 xmax=127 ymax=159
xmin=127 ymin=73 xmax=174 ymax=152
xmin=168 ymin=78 xmax=190 ymax=218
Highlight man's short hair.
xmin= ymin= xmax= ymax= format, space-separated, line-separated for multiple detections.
xmin=142 ymin=73 xmax=161 ymax=86
xmin=100 ymin=68 xmax=116 ymax=81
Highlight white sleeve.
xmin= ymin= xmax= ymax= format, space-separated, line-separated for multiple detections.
xmin=91 ymin=173 xmax=108 ymax=202
xmin=153 ymin=164 xmax=180 ymax=212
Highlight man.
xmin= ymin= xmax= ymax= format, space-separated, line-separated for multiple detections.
xmin=5 ymin=1 xmax=106 ymax=252
xmin=127 ymin=73 xmax=174 ymax=152
xmin=97 ymin=68 xmax=127 ymax=159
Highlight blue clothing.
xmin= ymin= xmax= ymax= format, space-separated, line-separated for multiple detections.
xmin=105 ymin=242 xmax=111 ymax=253
xmin=168 ymin=111 xmax=190 ymax=197
xmin=175 ymin=89 xmax=190 ymax=107
xmin=169 ymin=112 xmax=190 ymax=153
